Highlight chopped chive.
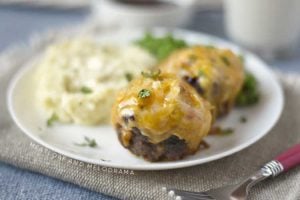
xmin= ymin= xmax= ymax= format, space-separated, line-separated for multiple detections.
xmin=100 ymin=159 xmax=111 ymax=162
xmin=75 ymin=136 xmax=98 ymax=148
xmin=239 ymin=54 xmax=245 ymax=63
xmin=240 ymin=116 xmax=247 ymax=123
xmin=141 ymin=69 xmax=161 ymax=79
xmin=125 ymin=73 xmax=133 ymax=82
xmin=80 ymin=86 xmax=93 ymax=94
xmin=205 ymin=45 xmax=215 ymax=49
xmin=87 ymin=140 xmax=97 ymax=148
xmin=221 ymin=56 xmax=230 ymax=66
xmin=222 ymin=128 xmax=234 ymax=135
xmin=188 ymin=55 xmax=198 ymax=64
xmin=138 ymin=89 xmax=151 ymax=99
xmin=210 ymin=127 xmax=234 ymax=136
xmin=198 ymin=69 xmax=206 ymax=77
xmin=47 ymin=113 xmax=59 ymax=127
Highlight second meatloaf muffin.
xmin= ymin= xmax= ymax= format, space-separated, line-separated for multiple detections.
xmin=159 ymin=46 xmax=245 ymax=117
xmin=111 ymin=73 xmax=213 ymax=161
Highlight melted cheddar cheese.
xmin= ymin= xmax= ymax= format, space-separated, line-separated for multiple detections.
xmin=111 ymin=74 xmax=213 ymax=151
xmin=159 ymin=46 xmax=245 ymax=117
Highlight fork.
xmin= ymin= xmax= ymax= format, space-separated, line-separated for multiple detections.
xmin=163 ymin=143 xmax=300 ymax=200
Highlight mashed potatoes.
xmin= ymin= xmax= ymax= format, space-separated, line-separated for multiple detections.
xmin=35 ymin=38 xmax=156 ymax=125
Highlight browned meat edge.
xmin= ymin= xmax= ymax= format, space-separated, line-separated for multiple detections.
xmin=116 ymin=125 xmax=192 ymax=162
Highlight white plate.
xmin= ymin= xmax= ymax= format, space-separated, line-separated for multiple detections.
xmin=7 ymin=28 xmax=284 ymax=170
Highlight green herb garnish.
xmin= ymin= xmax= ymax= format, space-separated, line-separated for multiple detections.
xmin=210 ymin=127 xmax=234 ymax=136
xmin=188 ymin=55 xmax=198 ymax=63
xmin=75 ymin=136 xmax=97 ymax=148
xmin=125 ymin=73 xmax=133 ymax=82
xmin=240 ymin=116 xmax=247 ymax=123
xmin=222 ymin=128 xmax=234 ymax=135
xmin=138 ymin=89 xmax=151 ymax=99
xmin=236 ymin=72 xmax=260 ymax=106
xmin=198 ymin=69 xmax=206 ymax=77
xmin=141 ymin=69 xmax=161 ymax=79
xmin=80 ymin=86 xmax=93 ymax=94
xmin=205 ymin=45 xmax=215 ymax=49
xmin=47 ymin=113 xmax=58 ymax=127
xmin=239 ymin=54 xmax=245 ymax=63
xmin=221 ymin=56 xmax=230 ymax=66
xmin=136 ymin=33 xmax=187 ymax=60
xmin=100 ymin=158 xmax=111 ymax=162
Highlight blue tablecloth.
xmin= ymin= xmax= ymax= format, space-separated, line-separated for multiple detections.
xmin=0 ymin=5 xmax=299 ymax=200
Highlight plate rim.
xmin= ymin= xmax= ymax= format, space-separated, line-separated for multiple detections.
xmin=7 ymin=27 xmax=284 ymax=171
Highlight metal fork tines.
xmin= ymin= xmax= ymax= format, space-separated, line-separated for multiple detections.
xmin=162 ymin=142 xmax=300 ymax=200
xmin=162 ymin=160 xmax=283 ymax=200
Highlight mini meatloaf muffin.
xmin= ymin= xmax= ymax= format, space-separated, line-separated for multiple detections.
xmin=111 ymin=73 xmax=213 ymax=162
xmin=159 ymin=46 xmax=245 ymax=117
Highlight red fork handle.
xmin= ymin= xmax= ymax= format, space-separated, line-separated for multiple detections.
xmin=275 ymin=143 xmax=300 ymax=172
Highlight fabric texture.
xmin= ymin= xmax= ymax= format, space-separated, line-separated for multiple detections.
xmin=0 ymin=162 xmax=116 ymax=200
xmin=0 ymin=28 xmax=300 ymax=200
xmin=0 ymin=0 xmax=88 ymax=9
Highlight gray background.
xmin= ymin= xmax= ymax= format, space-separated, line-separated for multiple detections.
xmin=0 ymin=5 xmax=299 ymax=200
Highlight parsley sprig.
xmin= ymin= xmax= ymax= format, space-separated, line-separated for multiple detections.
xmin=136 ymin=33 xmax=187 ymax=60
xmin=47 ymin=113 xmax=59 ymax=127
xmin=221 ymin=56 xmax=230 ymax=66
xmin=210 ymin=127 xmax=234 ymax=136
xmin=125 ymin=73 xmax=133 ymax=82
xmin=75 ymin=136 xmax=98 ymax=148
xmin=80 ymin=86 xmax=93 ymax=94
xmin=138 ymin=89 xmax=151 ymax=99
xmin=141 ymin=69 xmax=161 ymax=79
xmin=236 ymin=72 xmax=260 ymax=106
